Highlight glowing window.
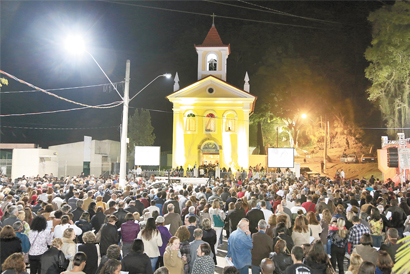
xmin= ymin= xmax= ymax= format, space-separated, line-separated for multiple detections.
xmin=205 ymin=113 xmax=216 ymax=132
xmin=225 ymin=113 xmax=236 ymax=132
xmin=207 ymin=53 xmax=218 ymax=71
xmin=185 ymin=113 xmax=196 ymax=132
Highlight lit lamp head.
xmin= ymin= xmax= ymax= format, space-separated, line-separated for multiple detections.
xmin=64 ymin=35 xmax=86 ymax=55
xmin=163 ymin=73 xmax=172 ymax=79
xmin=301 ymin=114 xmax=307 ymax=119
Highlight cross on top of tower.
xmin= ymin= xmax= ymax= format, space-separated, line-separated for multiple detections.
xmin=211 ymin=13 xmax=216 ymax=26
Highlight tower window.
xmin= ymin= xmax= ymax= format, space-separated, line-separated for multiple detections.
xmin=207 ymin=53 xmax=218 ymax=71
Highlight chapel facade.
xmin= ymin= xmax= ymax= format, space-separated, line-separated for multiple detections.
xmin=166 ymin=24 xmax=256 ymax=170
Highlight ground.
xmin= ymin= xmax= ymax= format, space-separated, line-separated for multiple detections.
xmin=295 ymin=147 xmax=382 ymax=180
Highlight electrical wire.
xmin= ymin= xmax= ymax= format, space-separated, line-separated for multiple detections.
xmin=1 ymin=82 xmax=124 ymax=94
xmin=129 ymin=75 xmax=167 ymax=102
xmin=0 ymin=125 xmax=118 ymax=130
xmin=101 ymin=1 xmax=331 ymax=30
xmin=237 ymin=0 xmax=343 ymax=25
xmin=0 ymin=101 xmax=123 ymax=117
xmin=0 ymin=70 xmax=123 ymax=109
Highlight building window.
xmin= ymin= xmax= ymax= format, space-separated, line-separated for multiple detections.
xmin=225 ymin=113 xmax=237 ymax=132
xmin=207 ymin=53 xmax=218 ymax=71
xmin=205 ymin=113 xmax=216 ymax=132
xmin=185 ymin=113 xmax=196 ymax=132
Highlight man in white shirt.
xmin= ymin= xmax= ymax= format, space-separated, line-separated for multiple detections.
xmin=341 ymin=169 xmax=345 ymax=179
xmin=290 ymin=199 xmax=307 ymax=214
xmin=260 ymin=200 xmax=273 ymax=222
xmin=54 ymin=215 xmax=83 ymax=239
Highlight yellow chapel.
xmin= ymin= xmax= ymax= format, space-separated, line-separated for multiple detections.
xmin=166 ymin=24 xmax=257 ymax=170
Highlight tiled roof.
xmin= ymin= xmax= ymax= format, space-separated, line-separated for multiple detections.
xmin=197 ymin=26 xmax=229 ymax=47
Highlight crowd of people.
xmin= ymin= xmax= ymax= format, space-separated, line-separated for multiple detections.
xmin=0 ymin=171 xmax=408 ymax=274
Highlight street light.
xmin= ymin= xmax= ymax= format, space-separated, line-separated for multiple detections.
xmin=65 ymin=36 xmax=171 ymax=188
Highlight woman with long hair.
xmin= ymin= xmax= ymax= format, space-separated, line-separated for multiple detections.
xmin=75 ymin=212 xmax=92 ymax=243
xmin=0 ymin=226 xmax=22 ymax=271
xmin=137 ymin=217 xmax=162 ymax=272
xmin=1 ymin=253 xmax=27 ymax=274
xmin=61 ymin=228 xmax=77 ymax=271
xmin=328 ymin=218 xmax=348 ymax=274
xmin=175 ymin=226 xmax=191 ymax=274
xmin=358 ymin=262 xmax=376 ymax=274
xmin=305 ymin=239 xmax=329 ymax=274
xmin=292 ymin=215 xmax=310 ymax=246
xmin=369 ymin=207 xmax=384 ymax=248
xmin=209 ymin=199 xmax=225 ymax=247
xmin=164 ymin=236 xmax=186 ymax=274
xmin=24 ymin=207 xmax=33 ymax=226
xmin=320 ymin=209 xmax=332 ymax=254
xmin=87 ymin=202 xmax=96 ymax=219
xmin=376 ymin=251 xmax=393 ymax=274
xmin=346 ymin=253 xmax=363 ymax=274
xmin=307 ymin=211 xmax=322 ymax=240
xmin=98 ymin=259 xmax=121 ymax=274
xmin=28 ymin=215 xmax=53 ymax=274
xmin=266 ymin=214 xmax=277 ymax=239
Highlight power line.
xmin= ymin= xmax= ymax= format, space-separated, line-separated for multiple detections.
xmin=102 ymin=1 xmax=331 ymax=30
xmin=1 ymin=125 xmax=118 ymax=131
xmin=0 ymin=70 xmax=123 ymax=109
xmin=0 ymin=101 xmax=123 ymax=117
xmin=1 ymin=82 xmax=124 ymax=94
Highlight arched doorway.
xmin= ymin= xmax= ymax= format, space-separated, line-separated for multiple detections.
xmin=201 ymin=141 xmax=220 ymax=165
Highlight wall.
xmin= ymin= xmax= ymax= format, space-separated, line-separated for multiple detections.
xmin=49 ymin=141 xmax=84 ymax=177
xmin=11 ymin=149 xmax=58 ymax=179
xmin=249 ymin=155 xmax=267 ymax=169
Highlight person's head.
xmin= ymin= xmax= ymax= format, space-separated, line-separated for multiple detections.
xmin=348 ymin=253 xmax=363 ymax=274
xmin=360 ymin=233 xmax=373 ymax=246
xmin=82 ymin=231 xmax=96 ymax=244
xmin=99 ymin=259 xmax=121 ymax=274
xmin=197 ymin=243 xmax=211 ymax=257
xmin=153 ymin=266 xmax=169 ymax=274
xmin=212 ymin=199 xmax=220 ymax=209
xmin=63 ymin=227 xmax=75 ymax=240
xmin=80 ymin=212 xmax=90 ymax=222
xmin=260 ymin=258 xmax=275 ymax=274
xmin=108 ymin=215 xmax=118 ymax=224
xmin=175 ymin=226 xmax=190 ymax=242
xmin=9 ymin=206 xmax=18 ymax=216
xmin=193 ymin=228 xmax=203 ymax=240
xmin=76 ymin=199 xmax=84 ymax=209
xmin=131 ymin=239 xmax=144 ymax=253
xmin=188 ymin=215 xmax=197 ymax=225
xmin=307 ymin=240 xmax=327 ymax=264
xmin=0 ymin=225 xmax=16 ymax=239
xmin=237 ymin=218 xmax=250 ymax=232
xmin=202 ymin=218 xmax=212 ymax=230
xmin=358 ymin=261 xmax=376 ymax=274
xmin=387 ymin=228 xmax=399 ymax=242
xmin=376 ymin=251 xmax=393 ymax=271
xmin=51 ymin=238 xmax=64 ymax=249
xmin=352 ymin=215 xmax=360 ymax=224
xmin=125 ymin=213 xmax=134 ymax=222
xmin=1 ymin=253 xmax=26 ymax=274
xmin=168 ymin=236 xmax=180 ymax=250
xmin=306 ymin=211 xmax=319 ymax=225
xmin=258 ymin=219 xmax=267 ymax=231
xmin=293 ymin=215 xmax=308 ymax=233
xmin=168 ymin=204 xmax=175 ymax=213
xmin=223 ymin=266 xmax=240 ymax=274
xmin=30 ymin=215 xmax=47 ymax=232
xmin=274 ymin=239 xmax=287 ymax=254
xmin=73 ymin=252 xmax=87 ymax=269
xmin=291 ymin=246 xmax=304 ymax=263
xmin=12 ymin=221 xmax=23 ymax=233
xmin=106 ymin=244 xmax=121 ymax=259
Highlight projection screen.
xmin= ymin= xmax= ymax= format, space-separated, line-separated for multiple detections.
xmin=134 ymin=146 xmax=161 ymax=166
xmin=267 ymin=148 xmax=294 ymax=168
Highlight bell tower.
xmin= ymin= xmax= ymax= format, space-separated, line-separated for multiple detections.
xmin=195 ymin=21 xmax=230 ymax=81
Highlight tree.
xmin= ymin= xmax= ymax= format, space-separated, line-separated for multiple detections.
xmin=128 ymin=109 xmax=156 ymax=163
xmin=365 ymin=2 xmax=410 ymax=137
xmin=0 ymin=78 xmax=8 ymax=87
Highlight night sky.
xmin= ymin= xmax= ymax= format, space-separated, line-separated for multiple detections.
xmin=0 ymin=1 xmax=385 ymax=151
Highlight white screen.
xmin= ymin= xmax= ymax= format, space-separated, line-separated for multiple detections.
xmin=267 ymin=148 xmax=294 ymax=168
xmin=134 ymin=146 xmax=160 ymax=166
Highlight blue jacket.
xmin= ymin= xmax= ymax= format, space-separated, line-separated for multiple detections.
xmin=227 ymin=228 xmax=253 ymax=269
xmin=16 ymin=231 xmax=30 ymax=253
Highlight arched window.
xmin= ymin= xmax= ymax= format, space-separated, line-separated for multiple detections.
xmin=207 ymin=53 xmax=218 ymax=71
xmin=185 ymin=112 xmax=196 ymax=132
xmin=205 ymin=113 xmax=216 ymax=132
xmin=225 ymin=112 xmax=237 ymax=132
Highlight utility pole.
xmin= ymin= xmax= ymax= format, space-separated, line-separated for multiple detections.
xmin=119 ymin=60 xmax=130 ymax=188
xmin=324 ymin=118 xmax=327 ymax=172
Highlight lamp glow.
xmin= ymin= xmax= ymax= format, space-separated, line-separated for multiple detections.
xmin=164 ymin=73 xmax=172 ymax=79
xmin=65 ymin=35 xmax=85 ymax=54
xmin=301 ymin=114 xmax=307 ymax=119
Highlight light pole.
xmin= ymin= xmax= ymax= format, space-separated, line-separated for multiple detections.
xmin=64 ymin=36 xmax=171 ymax=188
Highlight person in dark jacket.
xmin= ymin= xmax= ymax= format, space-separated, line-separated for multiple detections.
xmin=269 ymin=239 xmax=293 ymax=274
xmin=40 ymin=238 xmax=69 ymax=274
xmin=272 ymin=223 xmax=294 ymax=254
xmin=304 ymin=240 xmax=328 ymax=274
xmin=96 ymin=245 xmax=121 ymax=274
xmin=0 ymin=225 xmax=22 ymax=271
xmin=71 ymin=200 xmax=85 ymax=222
xmin=162 ymin=194 xmax=180 ymax=215
xmin=91 ymin=207 xmax=106 ymax=233
xmin=99 ymin=215 xmax=120 ymax=256
xmin=121 ymin=213 xmax=140 ymax=257
xmin=225 ymin=202 xmax=246 ymax=236
xmin=113 ymin=201 xmax=129 ymax=228
xmin=125 ymin=200 xmax=141 ymax=215
xmin=122 ymin=239 xmax=153 ymax=274
xmin=201 ymin=218 xmax=217 ymax=264
xmin=75 ymin=212 xmax=93 ymax=243
xmin=87 ymin=202 xmax=96 ymax=220
xmin=78 ymin=232 xmax=98 ymax=274
xmin=246 ymin=199 xmax=265 ymax=235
